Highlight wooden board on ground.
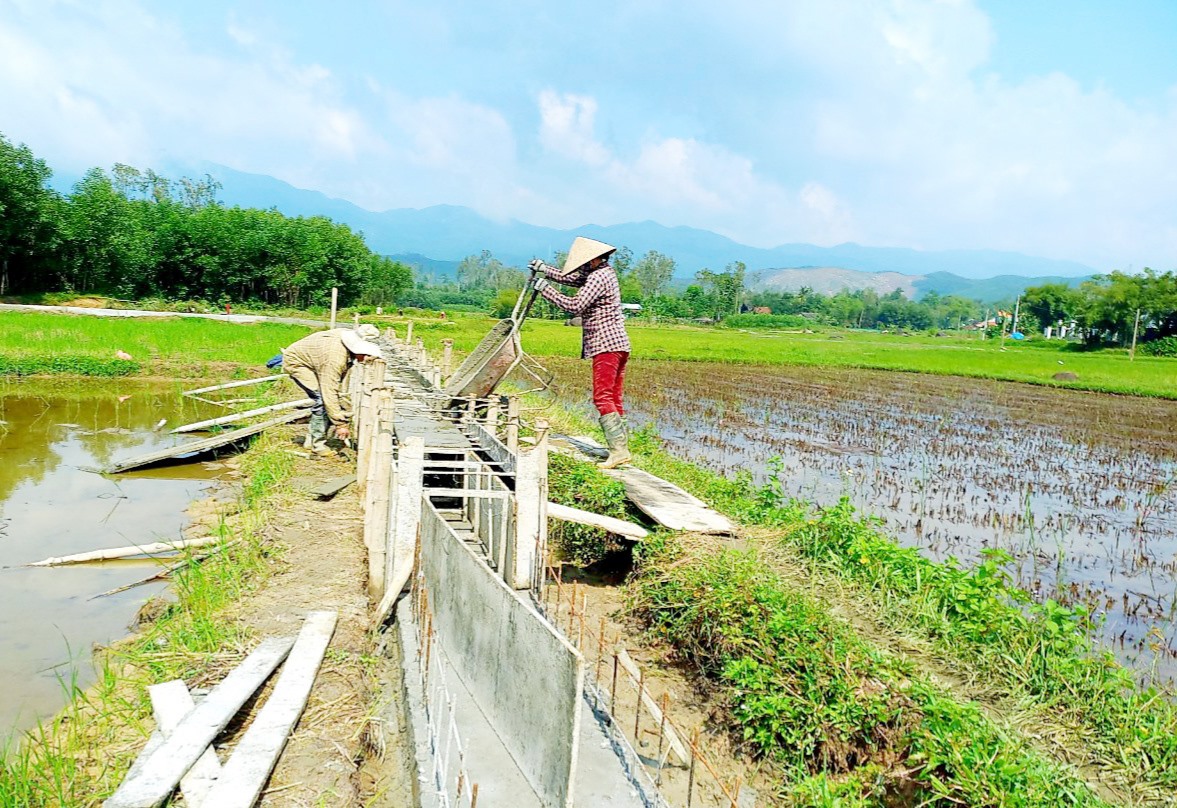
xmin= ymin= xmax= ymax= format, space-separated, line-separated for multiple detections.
xmin=308 ymin=473 xmax=357 ymax=499
xmin=105 ymin=411 xmax=305 ymax=473
xmin=555 ymin=434 xmax=734 ymax=535
xmin=547 ymin=501 xmax=648 ymax=540
xmin=201 ymin=611 xmax=338 ymax=808
xmin=105 ymin=636 xmax=294 ymax=808
xmin=606 ymin=466 xmax=734 ymax=534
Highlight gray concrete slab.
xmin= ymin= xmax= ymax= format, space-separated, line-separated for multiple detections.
xmin=419 ymin=502 xmax=583 ymax=806
xmin=395 ymin=598 xmax=655 ymax=808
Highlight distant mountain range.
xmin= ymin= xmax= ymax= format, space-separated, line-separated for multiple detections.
xmin=749 ymin=267 xmax=1092 ymax=302
xmin=61 ymin=161 xmax=1096 ymax=303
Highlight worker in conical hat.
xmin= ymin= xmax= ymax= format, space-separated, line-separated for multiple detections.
xmin=529 ymin=237 xmax=632 ymax=468
xmin=282 ymin=326 xmax=382 ymax=455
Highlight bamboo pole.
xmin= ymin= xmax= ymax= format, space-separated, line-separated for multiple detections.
xmin=329 ymin=287 xmax=338 ymax=329
xmin=506 ymin=396 xmax=520 ymax=454
xmin=27 ymin=536 xmax=225 ymax=567
xmin=182 ymin=375 xmax=284 ymax=397
xmin=170 ymin=399 xmax=312 ymax=434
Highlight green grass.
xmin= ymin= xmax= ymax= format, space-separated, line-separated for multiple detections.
xmin=413 ymin=310 xmax=1177 ymax=398
xmin=633 ymin=539 xmax=1111 ymax=806
xmin=0 ymin=311 xmax=312 ymax=376
xmin=8 ymin=304 xmax=1176 ymax=396
xmin=0 ymin=432 xmax=294 ymax=807
xmin=547 ymin=453 xmax=636 ymax=564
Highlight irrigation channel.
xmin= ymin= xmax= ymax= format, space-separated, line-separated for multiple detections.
xmin=544 ymin=356 xmax=1177 ymax=685
xmin=0 ymin=385 xmax=226 ymax=733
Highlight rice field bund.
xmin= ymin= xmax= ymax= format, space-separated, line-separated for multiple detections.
xmin=546 ymin=357 xmax=1177 ymax=685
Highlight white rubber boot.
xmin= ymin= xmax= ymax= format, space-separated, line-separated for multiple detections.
xmin=598 ymin=413 xmax=632 ymax=469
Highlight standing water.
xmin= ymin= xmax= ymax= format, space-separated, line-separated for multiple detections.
xmin=0 ymin=384 xmax=228 ymax=733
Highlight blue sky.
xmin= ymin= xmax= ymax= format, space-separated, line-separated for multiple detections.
xmin=2 ymin=0 xmax=1175 ymax=272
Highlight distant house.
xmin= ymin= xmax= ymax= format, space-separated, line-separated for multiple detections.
xmin=752 ymin=306 xmax=772 ymax=315
xmin=621 ymin=303 xmax=643 ymax=316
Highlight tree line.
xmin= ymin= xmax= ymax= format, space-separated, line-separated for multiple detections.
xmin=0 ymin=133 xmax=411 ymax=308
xmin=1020 ymin=271 xmax=1177 ymax=346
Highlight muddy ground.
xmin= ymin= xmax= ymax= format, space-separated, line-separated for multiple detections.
xmin=169 ymin=429 xmax=415 ymax=807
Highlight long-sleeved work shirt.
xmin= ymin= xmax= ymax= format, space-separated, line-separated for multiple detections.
xmin=281 ymin=330 xmax=355 ymax=424
xmin=538 ymin=263 xmax=631 ymax=358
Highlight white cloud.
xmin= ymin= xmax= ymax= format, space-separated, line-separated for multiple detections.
xmin=1 ymin=0 xmax=1174 ymax=269
xmin=538 ymin=91 xmax=611 ymax=167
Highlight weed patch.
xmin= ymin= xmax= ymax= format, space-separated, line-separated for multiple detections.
xmin=632 ymin=541 xmax=1110 ymax=805
xmin=547 ymin=452 xmax=634 ymax=565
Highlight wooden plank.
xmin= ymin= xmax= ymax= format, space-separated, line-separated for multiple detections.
xmin=170 ymin=399 xmax=312 ymax=434
xmin=604 ymin=466 xmax=734 ymax=534
xmin=105 ymin=636 xmax=294 ymax=808
xmin=105 ymin=411 xmax=304 ymax=473
xmin=182 ymin=375 xmax=285 ymax=397
xmin=201 ymin=612 xmax=338 ymax=808
xmin=308 ymin=473 xmax=357 ymax=499
xmin=555 ymin=434 xmax=733 ymax=534
xmin=148 ymin=680 xmax=222 ymax=807
xmin=615 ymin=648 xmax=690 ymax=765
xmin=462 ymin=419 xmax=517 ymax=477
xmin=27 ymin=536 xmax=224 ymax=567
xmin=547 ymin=502 xmax=648 ymax=540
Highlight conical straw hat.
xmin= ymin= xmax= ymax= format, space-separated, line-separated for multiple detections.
xmin=563 ymin=237 xmax=616 ymax=271
xmin=340 ymin=329 xmax=382 ymax=358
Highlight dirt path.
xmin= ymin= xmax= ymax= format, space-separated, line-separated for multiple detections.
xmin=216 ymin=432 xmax=413 ymax=807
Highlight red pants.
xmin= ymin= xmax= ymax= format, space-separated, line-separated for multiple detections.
xmin=591 ymin=351 xmax=629 ymax=416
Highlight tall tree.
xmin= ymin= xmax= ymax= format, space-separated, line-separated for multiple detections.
xmin=632 ymin=250 xmax=676 ymax=300
xmin=0 ymin=134 xmax=59 ymax=295
xmin=696 ymin=261 xmax=746 ymax=317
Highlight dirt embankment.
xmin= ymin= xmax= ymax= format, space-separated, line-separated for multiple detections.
xmin=124 ymin=429 xmax=413 ymax=807
xmin=216 ymin=436 xmax=413 ymax=806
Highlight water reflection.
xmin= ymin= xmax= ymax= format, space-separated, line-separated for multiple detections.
xmin=0 ymin=386 xmax=227 ymax=733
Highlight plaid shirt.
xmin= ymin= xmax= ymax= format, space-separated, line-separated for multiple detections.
xmin=538 ymin=262 xmax=631 ymax=358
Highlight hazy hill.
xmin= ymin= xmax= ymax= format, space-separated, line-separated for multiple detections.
xmin=145 ymin=162 xmax=1098 ymax=295
xmin=750 ymin=266 xmax=1092 ymax=302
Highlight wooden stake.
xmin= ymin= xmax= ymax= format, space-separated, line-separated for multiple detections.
xmin=1130 ymin=308 xmax=1141 ymax=361
xmin=182 ymin=375 xmax=285 ymax=397
xmin=329 ymin=287 xmax=338 ymax=329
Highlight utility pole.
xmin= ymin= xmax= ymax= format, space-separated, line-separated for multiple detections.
xmin=1130 ymin=308 xmax=1141 ymax=361
xmin=1011 ymin=296 xmax=1021 ymax=336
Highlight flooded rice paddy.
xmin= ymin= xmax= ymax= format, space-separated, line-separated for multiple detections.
xmin=546 ymin=358 xmax=1177 ymax=685
xmin=0 ymin=384 xmax=229 ymax=733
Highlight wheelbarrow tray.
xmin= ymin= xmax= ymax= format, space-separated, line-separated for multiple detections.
xmin=442 ymin=318 xmax=523 ymax=399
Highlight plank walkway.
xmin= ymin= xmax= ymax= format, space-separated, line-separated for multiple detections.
xmin=105 ymin=411 xmax=306 ymax=473
xmin=553 ymin=434 xmax=735 ymax=535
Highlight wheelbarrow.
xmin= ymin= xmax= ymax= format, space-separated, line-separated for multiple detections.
xmin=442 ymin=270 xmax=552 ymax=400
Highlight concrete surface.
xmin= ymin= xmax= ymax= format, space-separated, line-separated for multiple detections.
xmin=419 ymin=502 xmax=583 ymax=806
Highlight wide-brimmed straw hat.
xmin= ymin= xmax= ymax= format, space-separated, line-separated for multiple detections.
xmin=563 ymin=237 xmax=616 ymax=272
xmin=340 ymin=329 xmax=382 ymax=358
xmin=355 ymin=324 xmax=379 ymax=340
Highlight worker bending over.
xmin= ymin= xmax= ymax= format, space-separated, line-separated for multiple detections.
xmin=530 ymin=237 xmax=632 ymax=468
xmin=282 ymin=324 xmax=382 ymax=455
